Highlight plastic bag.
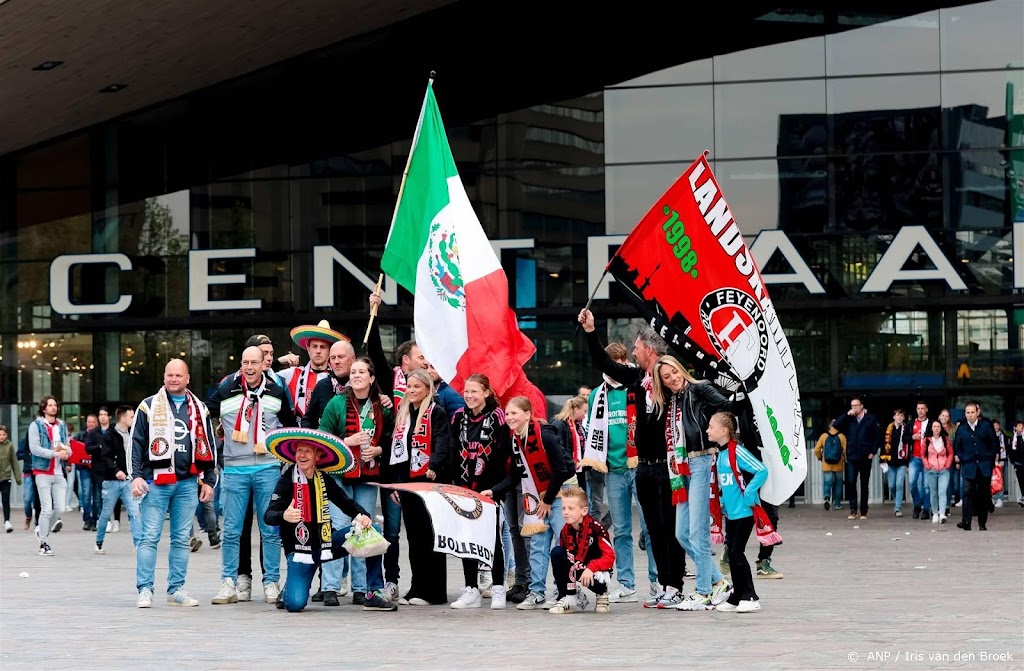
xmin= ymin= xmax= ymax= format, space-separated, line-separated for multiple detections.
xmin=990 ymin=464 xmax=1003 ymax=496
xmin=342 ymin=524 xmax=390 ymax=558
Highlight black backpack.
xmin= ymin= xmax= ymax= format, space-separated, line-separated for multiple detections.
xmin=823 ymin=433 xmax=843 ymax=465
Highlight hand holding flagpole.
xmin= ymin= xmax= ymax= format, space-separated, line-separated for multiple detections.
xmin=363 ymin=70 xmax=437 ymax=348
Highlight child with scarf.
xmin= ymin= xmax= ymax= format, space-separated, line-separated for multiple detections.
xmin=449 ymin=373 xmax=519 ymax=610
xmin=708 ymin=411 xmax=770 ymax=613
xmin=263 ymin=428 xmax=397 ymax=613
xmin=549 ymin=485 xmax=615 ymax=614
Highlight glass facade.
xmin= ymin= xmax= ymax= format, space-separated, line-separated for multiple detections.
xmin=2 ymin=1 xmax=1023 ymax=442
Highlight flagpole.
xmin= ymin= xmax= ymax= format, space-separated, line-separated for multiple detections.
xmin=363 ymin=70 xmax=437 ymax=348
xmin=574 ymin=256 xmax=616 ymax=337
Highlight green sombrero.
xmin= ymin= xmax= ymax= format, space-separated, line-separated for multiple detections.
xmin=265 ymin=427 xmax=355 ymax=474
xmin=290 ymin=319 xmax=348 ymax=350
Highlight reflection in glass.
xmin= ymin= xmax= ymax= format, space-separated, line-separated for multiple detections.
xmin=956 ymin=227 xmax=1013 ymax=294
xmin=826 ymin=10 xmax=939 ymax=76
xmin=779 ymin=313 xmax=829 ymax=390
xmin=838 ymin=312 xmax=944 ymax=388
xmin=942 ymin=70 xmax=1024 ymax=150
xmin=713 ymin=36 xmax=824 ymax=82
xmin=715 ymin=159 xmax=828 ymax=235
xmin=940 ymin=0 xmax=1024 ymax=72
xmin=714 ymin=80 xmax=825 ymax=159
xmin=609 ymin=59 xmax=713 ymax=88
xmin=604 ymin=86 xmax=713 ymax=164
xmin=956 ymin=309 xmax=1022 ymax=384
xmin=833 ymin=153 xmax=943 ymax=232
xmin=827 ymin=76 xmax=941 ymax=153
xmin=604 ymin=162 xmax=688 ymax=233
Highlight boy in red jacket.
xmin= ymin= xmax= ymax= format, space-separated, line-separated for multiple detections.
xmin=549 ymin=485 xmax=616 ymax=614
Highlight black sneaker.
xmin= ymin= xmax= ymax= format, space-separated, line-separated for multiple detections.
xmin=362 ymin=592 xmax=397 ymax=611
xmin=352 ymin=592 xmax=366 ymax=606
xmin=311 ymin=590 xmax=324 ymax=602
xmin=323 ymin=590 xmax=340 ymax=607
xmin=823 ymin=501 xmax=830 ymax=511
xmin=912 ymin=508 xmax=921 ymax=519
xmin=507 ymin=584 xmax=529 ymax=604
xmin=276 ymin=595 xmax=285 ymax=610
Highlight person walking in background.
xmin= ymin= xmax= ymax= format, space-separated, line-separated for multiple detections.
xmin=0 ymin=425 xmax=22 ymax=533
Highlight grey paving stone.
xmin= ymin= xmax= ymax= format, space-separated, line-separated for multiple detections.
xmin=1 ymin=504 xmax=1021 ymax=670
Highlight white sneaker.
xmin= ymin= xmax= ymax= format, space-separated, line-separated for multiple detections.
xmin=994 ymin=499 xmax=1003 ymax=508
xmin=212 ymin=578 xmax=238 ymax=604
xmin=337 ymin=576 xmax=349 ymax=597
xmin=737 ymin=599 xmax=761 ymax=613
xmin=50 ymin=518 xmax=62 ymax=533
xmin=94 ymin=543 xmax=105 ymax=555
xmin=608 ymin=586 xmax=638 ymax=603
xmin=955 ymin=500 xmax=963 ymax=508
xmin=715 ymin=601 xmax=738 ymax=612
xmin=931 ymin=513 xmax=939 ymax=524
xmin=450 ymin=586 xmax=482 ymax=609
xmin=383 ymin=581 xmax=399 ymax=602
xmin=167 ymin=590 xmax=199 ymax=607
xmin=710 ymin=579 xmax=733 ymax=606
xmin=643 ymin=586 xmax=665 ymax=608
xmin=939 ymin=514 xmax=947 ymax=524
xmin=106 ymin=521 xmax=113 ymax=532
xmin=236 ymin=574 xmax=252 ymax=602
xmin=490 ymin=585 xmax=507 ymax=610
xmin=112 ymin=520 xmax=120 ymax=532
xmin=515 ymin=591 xmax=547 ymax=610
xmin=478 ymin=569 xmax=493 ymax=598
xmin=264 ymin=581 xmax=281 ymax=604
xmin=4 ymin=520 xmax=12 ymax=533
xmin=137 ymin=588 xmax=153 ymax=608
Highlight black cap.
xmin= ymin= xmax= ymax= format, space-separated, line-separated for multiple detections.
xmin=245 ymin=334 xmax=273 ymax=347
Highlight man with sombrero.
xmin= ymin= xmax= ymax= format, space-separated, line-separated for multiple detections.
xmin=280 ymin=320 xmax=347 ymax=421
xmin=263 ymin=427 xmax=397 ymax=613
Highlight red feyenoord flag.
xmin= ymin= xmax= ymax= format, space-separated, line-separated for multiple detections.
xmin=606 ymin=152 xmax=807 ymax=504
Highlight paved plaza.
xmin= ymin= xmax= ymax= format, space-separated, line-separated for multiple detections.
xmin=1 ymin=504 xmax=1022 ymax=670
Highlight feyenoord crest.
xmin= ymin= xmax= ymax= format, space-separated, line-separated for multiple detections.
xmin=699 ymin=289 xmax=768 ymax=390
xmin=195 ymin=437 xmax=211 ymax=460
xmin=434 ymin=485 xmax=484 ymax=519
xmin=295 ymin=522 xmax=310 ymax=545
xmin=428 ymin=219 xmax=466 ymax=310
xmin=410 ymin=448 xmax=430 ymax=474
xmin=150 ymin=438 xmax=170 ymax=457
xmin=522 ymin=492 xmax=540 ymax=516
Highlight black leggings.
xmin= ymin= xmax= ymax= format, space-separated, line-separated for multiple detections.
xmin=461 ymin=517 xmax=505 ymax=588
xmin=726 ymin=516 xmax=757 ymax=604
xmin=401 ymin=491 xmax=447 ymax=604
xmin=1 ymin=480 xmax=11 ymax=521
xmin=635 ymin=462 xmax=685 ymax=590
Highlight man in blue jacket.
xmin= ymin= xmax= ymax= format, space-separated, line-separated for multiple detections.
xmin=832 ymin=397 xmax=882 ymax=520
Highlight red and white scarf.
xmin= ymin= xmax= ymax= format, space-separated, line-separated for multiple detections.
xmin=514 ymin=420 xmax=553 ymax=536
xmin=232 ymin=376 xmax=269 ymax=454
xmin=286 ymin=364 xmax=327 ymax=417
xmin=710 ymin=440 xmax=781 ymax=546
xmin=581 ymin=377 xmax=639 ymax=473
xmin=148 ymin=388 xmax=214 ymax=486
xmin=343 ymin=393 xmax=383 ymax=480
xmin=392 ymin=367 xmax=408 ymax=408
xmin=663 ymin=392 xmax=690 ymax=505
xmin=391 ymin=400 xmax=434 ymax=479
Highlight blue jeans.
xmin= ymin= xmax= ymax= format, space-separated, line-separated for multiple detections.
xmin=77 ymin=467 xmax=96 ymax=524
xmin=907 ymin=457 xmax=929 ymax=511
xmin=221 ymin=467 xmax=282 ymax=584
xmin=606 ymin=468 xmax=657 ymax=590
xmin=321 ymin=476 xmax=352 ymax=592
xmin=822 ymin=471 xmax=842 ymax=506
xmin=674 ymin=454 xmax=722 ymax=594
xmin=527 ymin=494 xmax=565 ymax=597
xmin=343 ymin=482 xmax=380 ymax=594
xmin=22 ymin=474 xmax=35 ymax=520
xmin=886 ymin=464 xmax=907 ymax=512
xmin=136 ymin=478 xmax=198 ymax=594
xmin=382 ymin=489 xmax=401 ymax=585
xmin=96 ymin=480 xmax=140 ymax=546
xmin=283 ymin=524 xmax=385 ymax=612
xmin=926 ymin=469 xmax=950 ymax=516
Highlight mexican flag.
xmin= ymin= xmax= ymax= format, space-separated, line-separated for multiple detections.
xmin=381 ymin=81 xmax=543 ymax=409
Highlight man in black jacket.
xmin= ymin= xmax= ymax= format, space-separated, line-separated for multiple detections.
xmin=832 ymin=397 xmax=882 ymax=520
xmin=953 ymin=402 xmax=998 ymax=530
xmin=579 ymin=308 xmax=686 ymax=608
xmin=93 ymin=406 xmax=141 ymax=554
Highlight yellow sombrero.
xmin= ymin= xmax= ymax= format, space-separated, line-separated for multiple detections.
xmin=290 ymin=319 xmax=349 ymax=350
xmin=265 ymin=427 xmax=355 ymax=474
